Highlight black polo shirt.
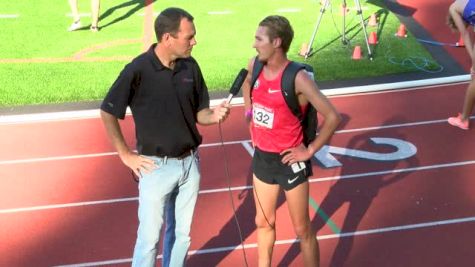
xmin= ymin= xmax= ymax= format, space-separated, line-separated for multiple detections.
xmin=100 ymin=44 xmax=210 ymax=157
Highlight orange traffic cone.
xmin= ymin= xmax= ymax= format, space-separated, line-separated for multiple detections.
xmin=369 ymin=32 xmax=378 ymax=44
xmin=352 ymin=46 xmax=362 ymax=60
xmin=456 ymin=34 xmax=465 ymax=47
xmin=368 ymin=14 xmax=378 ymax=27
xmin=395 ymin=24 xmax=407 ymax=38
xmin=299 ymin=43 xmax=309 ymax=57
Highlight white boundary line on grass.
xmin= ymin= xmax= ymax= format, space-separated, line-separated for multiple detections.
xmin=65 ymin=13 xmax=91 ymax=17
xmin=52 ymin=215 xmax=475 ymax=267
xmin=276 ymin=8 xmax=302 ymax=13
xmin=207 ymin=10 xmax=233 ymax=15
xmin=0 ymin=14 xmax=19 ymax=18
xmin=0 ymin=75 xmax=470 ymax=125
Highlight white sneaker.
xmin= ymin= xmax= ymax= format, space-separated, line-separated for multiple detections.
xmin=68 ymin=20 xmax=81 ymax=31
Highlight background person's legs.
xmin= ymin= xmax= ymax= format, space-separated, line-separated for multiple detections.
xmin=461 ymin=80 xmax=475 ymax=122
xmin=67 ymin=0 xmax=100 ymax=31
xmin=448 ymin=80 xmax=475 ymax=130
xmin=90 ymin=0 xmax=100 ymax=31
xmin=67 ymin=0 xmax=81 ymax=31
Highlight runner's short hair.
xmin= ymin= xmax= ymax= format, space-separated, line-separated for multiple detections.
xmin=259 ymin=15 xmax=294 ymax=53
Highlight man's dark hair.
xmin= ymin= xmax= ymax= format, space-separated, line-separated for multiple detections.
xmin=155 ymin=7 xmax=194 ymax=42
xmin=259 ymin=15 xmax=294 ymax=53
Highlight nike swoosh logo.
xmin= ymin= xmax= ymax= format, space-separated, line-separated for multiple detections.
xmin=288 ymin=175 xmax=299 ymax=184
xmin=268 ymin=88 xmax=281 ymax=94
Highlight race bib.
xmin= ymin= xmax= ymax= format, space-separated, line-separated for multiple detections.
xmin=253 ymin=104 xmax=274 ymax=129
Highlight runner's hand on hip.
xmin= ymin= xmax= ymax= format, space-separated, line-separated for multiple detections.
xmin=280 ymin=144 xmax=311 ymax=164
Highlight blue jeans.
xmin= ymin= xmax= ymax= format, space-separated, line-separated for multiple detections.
xmin=132 ymin=152 xmax=200 ymax=267
xmin=162 ymin=190 xmax=177 ymax=267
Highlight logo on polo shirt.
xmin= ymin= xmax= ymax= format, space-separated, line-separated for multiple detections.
xmin=183 ymin=78 xmax=194 ymax=83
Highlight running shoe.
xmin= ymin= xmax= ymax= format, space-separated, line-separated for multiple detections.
xmin=68 ymin=20 xmax=81 ymax=31
xmin=448 ymin=113 xmax=469 ymax=130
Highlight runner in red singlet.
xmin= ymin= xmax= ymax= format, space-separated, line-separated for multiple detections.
xmin=242 ymin=15 xmax=341 ymax=267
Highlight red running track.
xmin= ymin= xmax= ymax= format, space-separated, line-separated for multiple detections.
xmin=1 ymin=83 xmax=475 ymax=266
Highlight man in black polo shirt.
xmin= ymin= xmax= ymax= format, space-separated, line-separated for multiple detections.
xmin=100 ymin=7 xmax=230 ymax=267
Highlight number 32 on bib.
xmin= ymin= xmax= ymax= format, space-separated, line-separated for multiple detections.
xmin=253 ymin=104 xmax=274 ymax=129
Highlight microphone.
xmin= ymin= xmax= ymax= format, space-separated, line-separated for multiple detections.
xmin=226 ymin=68 xmax=248 ymax=104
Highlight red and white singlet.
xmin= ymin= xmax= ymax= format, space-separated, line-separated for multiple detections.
xmin=251 ymin=63 xmax=305 ymax=153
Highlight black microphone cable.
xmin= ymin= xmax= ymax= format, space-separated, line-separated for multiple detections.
xmin=217 ymin=68 xmax=249 ymax=267
xmin=218 ymin=121 xmax=249 ymax=267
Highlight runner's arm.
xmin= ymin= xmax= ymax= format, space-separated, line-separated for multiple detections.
xmin=449 ymin=4 xmax=474 ymax=60
xmin=295 ymin=70 xmax=341 ymax=156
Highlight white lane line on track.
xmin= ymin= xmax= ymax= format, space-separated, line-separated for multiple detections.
xmin=0 ymin=152 xmax=118 ymax=165
xmin=335 ymin=115 xmax=474 ymax=134
xmin=0 ymin=109 xmax=102 ymax=125
xmin=241 ymin=141 xmax=254 ymax=156
xmin=0 ymin=77 xmax=470 ymax=125
xmin=0 ymin=197 xmax=138 ymax=214
xmin=2 ymin=158 xmax=475 ymax=214
xmin=328 ymin=80 xmax=469 ymax=98
xmin=52 ymin=215 xmax=475 ymax=267
xmin=2 ymin=115 xmax=474 ymax=165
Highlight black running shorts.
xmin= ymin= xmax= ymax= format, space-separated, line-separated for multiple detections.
xmin=252 ymin=146 xmax=312 ymax=191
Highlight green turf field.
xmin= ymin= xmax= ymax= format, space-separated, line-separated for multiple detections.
xmin=0 ymin=0 xmax=441 ymax=107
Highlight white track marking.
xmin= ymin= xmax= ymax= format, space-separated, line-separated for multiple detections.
xmin=309 ymin=159 xmax=475 ymax=183
xmin=334 ymin=115 xmax=474 ymax=134
xmin=0 ymin=109 xmax=103 ymax=125
xmin=52 ymin=215 xmax=475 ymax=267
xmin=2 ymin=158 xmax=475 ymax=214
xmin=0 ymin=197 xmax=137 ymax=214
xmin=0 ymin=152 xmax=117 ymax=165
xmin=2 ymin=115 xmax=473 ymax=165
xmin=0 ymin=78 xmax=470 ymax=124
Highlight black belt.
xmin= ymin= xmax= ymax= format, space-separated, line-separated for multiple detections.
xmin=158 ymin=149 xmax=194 ymax=160
xmin=175 ymin=149 xmax=194 ymax=159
